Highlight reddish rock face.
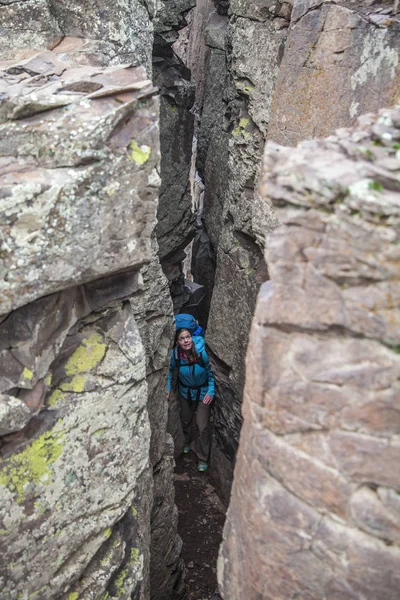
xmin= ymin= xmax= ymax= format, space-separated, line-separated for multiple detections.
xmin=219 ymin=107 xmax=400 ymax=600
xmin=268 ymin=1 xmax=400 ymax=146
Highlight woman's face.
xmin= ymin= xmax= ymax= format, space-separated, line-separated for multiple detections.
xmin=177 ymin=330 xmax=193 ymax=352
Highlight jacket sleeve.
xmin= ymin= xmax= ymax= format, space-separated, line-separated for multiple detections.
xmin=203 ymin=351 xmax=215 ymax=397
xmin=167 ymin=350 xmax=176 ymax=392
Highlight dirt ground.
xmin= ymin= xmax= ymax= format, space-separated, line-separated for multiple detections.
xmin=174 ymin=452 xmax=226 ymax=600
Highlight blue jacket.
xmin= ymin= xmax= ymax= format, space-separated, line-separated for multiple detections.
xmin=167 ymin=347 xmax=215 ymax=401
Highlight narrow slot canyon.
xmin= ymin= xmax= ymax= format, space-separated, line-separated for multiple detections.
xmin=1 ymin=1 xmax=400 ymax=600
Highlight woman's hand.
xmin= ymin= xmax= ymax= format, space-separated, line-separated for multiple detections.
xmin=203 ymin=394 xmax=213 ymax=405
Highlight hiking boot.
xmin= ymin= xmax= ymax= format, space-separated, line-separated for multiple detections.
xmin=183 ymin=445 xmax=190 ymax=454
xmin=197 ymin=461 xmax=208 ymax=472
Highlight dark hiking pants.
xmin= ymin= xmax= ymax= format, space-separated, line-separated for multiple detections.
xmin=179 ymin=394 xmax=210 ymax=462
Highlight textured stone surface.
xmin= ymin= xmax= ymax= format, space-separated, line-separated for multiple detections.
xmin=150 ymin=435 xmax=185 ymax=600
xmin=0 ymin=49 xmax=183 ymax=600
xmin=152 ymin=0 xmax=197 ymax=313
xmin=154 ymin=73 xmax=196 ymax=262
xmin=0 ymin=52 xmax=159 ymax=315
xmin=219 ymin=107 xmax=400 ymax=600
xmin=200 ymin=2 xmax=284 ymax=500
xmin=1 ymin=307 xmax=153 ymax=600
xmin=0 ymin=0 xmax=154 ymax=71
xmin=269 ymin=1 xmax=400 ymax=145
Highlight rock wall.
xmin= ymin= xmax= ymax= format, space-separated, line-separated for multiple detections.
xmin=219 ymin=107 xmax=400 ymax=600
xmin=194 ymin=0 xmax=400 ymax=501
xmin=268 ymin=0 xmax=400 ymax=145
xmin=0 ymin=37 xmax=182 ymax=600
xmin=153 ymin=0 xmax=197 ymax=314
xmin=193 ymin=0 xmax=288 ymax=501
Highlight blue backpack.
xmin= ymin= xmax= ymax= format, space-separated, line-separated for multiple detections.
xmin=174 ymin=313 xmax=204 ymax=337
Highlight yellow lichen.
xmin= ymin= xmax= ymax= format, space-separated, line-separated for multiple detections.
xmin=128 ymin=141 xmax=151 ymax=165
xmin=93 ymin=428 xmax=105 ymax=437
xmin=114 ymin=568 xmax=128 ymax=595
xmin=66 ymin=593 xmax=79 ymax=600
xmin=131 ymin=506 xmax=138 ymax=518
xmin=44 ymin=372 xmax=53 ymax=386
xmin=48 ymin=389 xmax=66 ymax=408
xmin=65 ymin=333 xmax=106 ymax=376
xmin=232 ymin=118 xmax=251 ymax=139
xmin=60 ymin=375 xmax=86 ymax=393
xmin=130 ymin=548 xmax=140 ymax=564
xmin=104 ymin=527 xmax=112 ymax=539
xmin=0 ymin=426 xmax=64 ymax=503
xmin=22 ymin=367 xmax=33 ymax=380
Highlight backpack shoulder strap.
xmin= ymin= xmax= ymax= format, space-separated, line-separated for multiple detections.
xmin=174 ymin=346 xmax=179 ymax=366
xmin=198 ymin=350 xmax=206 ymax=369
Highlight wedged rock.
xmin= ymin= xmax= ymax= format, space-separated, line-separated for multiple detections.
xmin=268 ymin=0 xmax=400 ymax=145
xmin=219 ymin=107 xmax=400 ymax=600
xmin=0 ymin=52 xmax=159 ymax=315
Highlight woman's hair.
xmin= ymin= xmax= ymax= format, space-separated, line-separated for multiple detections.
xmin=175 ymin=328 xmax=199 ymax=364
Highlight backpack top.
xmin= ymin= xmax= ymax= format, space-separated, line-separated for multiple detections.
xmin=174 ymin=313 xmax=204 ymax=337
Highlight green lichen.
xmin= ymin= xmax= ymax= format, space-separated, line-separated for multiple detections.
xmin=66 ymin=593 xmax=79 ymax=600
xmin=65 ymin=333 xmax=106 ymax=376
xmin=128 ymin=140 xmax=151 ymax=165
xmin=368 ymin=180 xmax=383 ymax=192
xmin=355 ymin=146 xmax=376 ymax=161
xmin=60 ymin=375 xmax=86 ymax=393
xmin=45 ymin=372 xmax=52 ymax=386
xmin=0 ymin=427 xmax=64 ymax=503
xmin=131 ymin=506 xmax=138 ymax=518
xmin=64 ymin=471 xmax=78 ymax=485
xmin=34 ymin=500 xmax=48 ymax=514
xmin=104 ymin=527 xmax=112 ymax=539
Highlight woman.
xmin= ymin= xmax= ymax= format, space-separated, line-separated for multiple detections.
xmin=167 ymin=328 xmax=215 ymax=472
